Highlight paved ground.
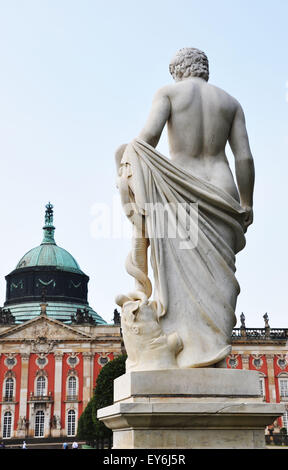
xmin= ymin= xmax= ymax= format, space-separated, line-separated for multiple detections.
xmin=2 ymin=441 xmax=86 ymax=450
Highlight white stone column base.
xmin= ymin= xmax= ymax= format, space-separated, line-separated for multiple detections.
xmin=98 ymin=369 xmax=285 ymax=449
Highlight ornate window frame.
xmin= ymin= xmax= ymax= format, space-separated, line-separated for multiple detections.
xmin=277 ymin=355 xmax=288 ymax=370
xmin=227 ymin=354 xmax=239 ymax=369
xmin=252 ymin=354 xmax=263 ymax=370
xmin=35 ymin=354 xmax=48 ymax=369
xmin=97 ymin=353 xmax=111 ymax=367
xmin=66 ymin=353 xmax=79 ymax=369
xmin=4 ymin=354 xmax=17 ymax=370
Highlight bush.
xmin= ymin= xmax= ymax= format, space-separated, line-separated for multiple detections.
xmin=91 ymin=354 xmax=126 ymax=439
xmin=77 ymin=397 xmax=96 ymax=440
xmin=77 ymin=354 xmax=126 ymax=441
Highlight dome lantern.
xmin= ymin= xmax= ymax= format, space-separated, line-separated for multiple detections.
xmin=41 ymin=202 xmax=56 ymax=245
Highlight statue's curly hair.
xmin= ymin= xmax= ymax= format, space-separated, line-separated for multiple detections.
xmin=169 ymin=48 xmax=209 ymax=82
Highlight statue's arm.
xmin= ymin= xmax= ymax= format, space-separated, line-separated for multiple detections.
xmin=115 ymin=143 xmax=127 ymax=172
xmin=228 ymin=104 xmax=255 ymax=231
xmin=114 ymin=89 xmax=170 ymax=169
xmin=138 ymin=88 xmax=171 ymax=148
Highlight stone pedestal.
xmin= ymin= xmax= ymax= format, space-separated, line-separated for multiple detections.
xmin=16 ymin=430 xmax=26 ymax=439
xmin=97 ymin=369 xmax=285 ymax=449
xmin=50 ymin=428 xmax=61 ymax=438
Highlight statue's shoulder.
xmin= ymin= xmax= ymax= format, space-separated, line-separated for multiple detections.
xmin=153 ymin=83 xmax=175 ymax=99
xmin=208 ymin=82 xmax=241 ymax=109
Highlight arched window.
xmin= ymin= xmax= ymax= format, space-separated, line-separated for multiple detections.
xmin=35 ymin=410 xmax=45 ymax=437
xmin=4 ymin=378 xmax=14 ymax=400
xmin=36 ymin=376 xmax=46 ymax=396
xmin=3 ymin=411 xmax=12 ymax=438
xmin=68 ymin=376 xmax=77 ymax=398
xmin=67 ymin=409 xmax=76 ymax=436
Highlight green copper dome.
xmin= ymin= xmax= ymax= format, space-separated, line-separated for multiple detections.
xmin=5 ymin=203 xmax=107 ymax=325
xmin=16 ymin=244 xmax=83 ymax=273
xmin=16 ymin=202 xmax=83 ymax=274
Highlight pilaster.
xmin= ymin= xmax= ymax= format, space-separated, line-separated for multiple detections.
xmin=241 ymin=354 xmax=250 ymax=370
xmin=266 ymin=354 xmax=276 ymax=403
xmin=16 ymin=353 xmax=30 ymax=438
xmin=82 ymin=352 xmax=94 ymax=408
xmin=51 ymin=351 xmax=63 ymax=437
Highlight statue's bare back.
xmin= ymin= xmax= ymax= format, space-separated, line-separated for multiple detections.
xmin=166 ymin=77 xmax=240 ymax=200
xmin=139 ymin=76 xmax=253 ymax=206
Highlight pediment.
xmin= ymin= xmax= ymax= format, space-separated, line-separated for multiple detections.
xmin=0 ymin=314 xmax=93 ymax=342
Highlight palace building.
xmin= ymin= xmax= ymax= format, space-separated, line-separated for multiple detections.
xmin=0 ymin=203 xmax=122 ymax=440
xmin=0 ymin=203 xmax=287 ymax=444
xmin=228 ymin=314 xmax=288 ymax=438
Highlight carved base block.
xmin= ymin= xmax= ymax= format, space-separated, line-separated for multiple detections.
xmin=98 ymin=369 xmax=285 ymax=449
xmin=16 ymin=430 xmax=26 ymax=439
xmin=50 ymin=428 xmax=61 ymax=438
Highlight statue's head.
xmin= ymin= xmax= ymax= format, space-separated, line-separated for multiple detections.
xmin=169 ymin=47 xmax=209 ymax=82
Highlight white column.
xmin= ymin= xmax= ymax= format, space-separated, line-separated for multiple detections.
xmin=266 ymin=354 xmax=276 ymax=403
xmin=52 ymin=352 xmax=63 ymax=437
xmin=82 ymin=352 xmax=93 ymax=409
xmin=17 ymin=353 xmax=30 ymax=438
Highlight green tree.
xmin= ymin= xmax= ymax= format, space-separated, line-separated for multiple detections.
xmin=77 ymin=397 xmax=96 ymax=441
xmin=77 ymin=354 xmax=126 ymax=441
xmin=91 ymin=354 xmax=126 ymax=439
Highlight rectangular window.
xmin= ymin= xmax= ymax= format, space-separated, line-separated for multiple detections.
xmin=35 ymin=411 xmax=45 ymax=438
xmin=282 ymin=411 xmax=288 ymax=433
xmin=3 ymin=412 xmax=12 ymax=439
xmin=259 ymin=377 xmax=266 ymax=399
xmin=67 ymin=410 xmax=76 ymax=437
xmin=36 ymin=377 xmax=46 ymax=396
xmin=69 ymin=377 xmax=76 ymax=396
xmin=279 ymin=379 xmax=288 ymax=398
xmin=5 ymin=379 xmax=14 ymax=400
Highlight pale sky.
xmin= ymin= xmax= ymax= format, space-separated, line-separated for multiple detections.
xmin=0 ymin=0 xmax=287 ymax=328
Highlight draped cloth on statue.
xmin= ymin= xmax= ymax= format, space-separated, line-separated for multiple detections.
xmin=118 ymin=139 xmax=246 ymax=368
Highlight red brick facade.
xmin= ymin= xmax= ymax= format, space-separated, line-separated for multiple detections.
xmin=0 ymin=315 xmax=122 ymax=440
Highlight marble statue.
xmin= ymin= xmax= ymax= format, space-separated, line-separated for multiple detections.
xmin=115 ymin=47 xmax=255 ymax=371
